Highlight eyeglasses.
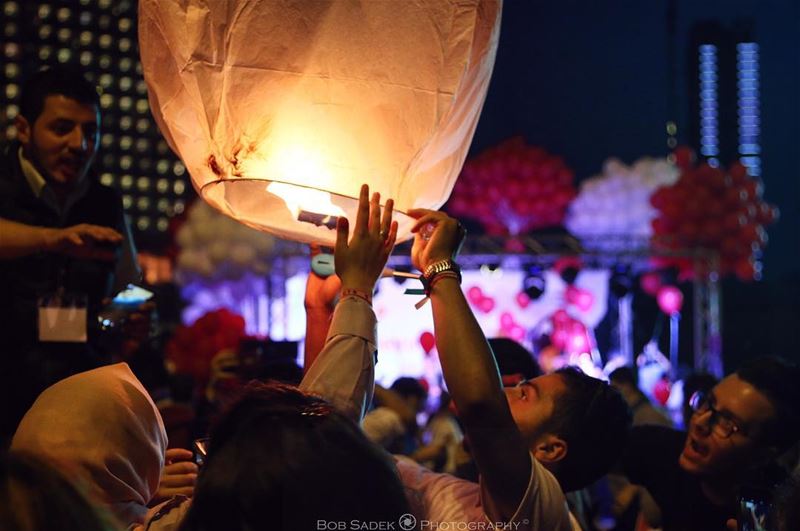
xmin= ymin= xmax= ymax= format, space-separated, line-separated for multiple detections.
xmin=689 ymin=391 xmax=746 ymax=439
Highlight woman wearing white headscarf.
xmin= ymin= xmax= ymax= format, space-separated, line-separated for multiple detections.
xmin=11 ymin=362 xmax=167 ymax=529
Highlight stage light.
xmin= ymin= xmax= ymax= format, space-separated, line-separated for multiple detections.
xmin=173 ymin=161 xmax=186 ymax=176
xmin=173 ymin=182 xmax=186 ymax=195
xmin=4 ymin=22 xmax=16 ymax=38
xmin=137 ymin=217 xmax=151 ymax=231
xmin=522 ymin=269 xmax=546 ymax=300
xmin=156 ymin=218 xmax=169 ymax=232
xmin=4 ymin=105 xmax=18 ymax=119
xmin=156 ymin=141 xmax=169 ymax=155
xmin=174 ymin=200 xmax=185 ymax=214
xmin=79 ymin=51 xmax=92 ymax=66
xmin=99 ymin=34 xmax=112 ymax=49
xmin=118 ymin=58 xmax=132 ymax=72
xmin=119 ymin=96 xmax=133 ymax=111
xmin=5 ymin=84 xmax=18 ymax=99
xmin=100 ymin=93 xmax=114 ymax=109
xmin=79 ymin=31 xmax=92 ymax=46
xmin=135 ymin=138 xmax=149 ymax=153
xmin=119 ymin=76 xmax=132 ymax=91
xmin=100 ymin=173 xmax=114 ymax=186
xmin=120 ymin=175 xmax=133 ymax=190
xmin=120 ymin=155 xmax=133 ymax=171
xmin=38 ymin=47 xmax=52 ymax=61
xmin=156 ymin=179 xmax=169 ymax=194
xmin=157 ymin=198 xmax=169 ymax=212
xmin=120 ymin=117 xmax=133 ymax=131
xmin=135 ymin=99 xmax=148 ymax=114
xmin=609 ymin=267 xmax=633 ymax=298
xmin=79 ymin=11 xmax=91 ymax=26
xmin=56 ymin=7 xmax=70 ymax=22
xmin=136 ymin=197 xmax=151 ymax=211
xmin=100 ymin=133 xmax=114 ymax=148
xmin=118 ymin=38 xmax=131 ymax=53
xmin=36 ymin=4 xmax=49 ymax=19
xmin=156 ymin=160 xmax=169 ymax=175
xmin=5 ymin=63 xmax=19 ymax=78
xmin=56 ymin=28 xmax=70 ymax=42
xmin=118 ymin=18 xmax=132 ymax=33
xmin=38 ymin=25 xmax=52 ymax=39
xmin=137 ymin=177 xmax=151 ymax=192
xmin=122 ymin=195 xmax=133 ymax=209
xmin=98 ymin=55 xmax=111 ymax=69
xmin=56 ymin=49 xmax=70 ymax=63
xmin=560 ymin=266 xmax=580 ymax=285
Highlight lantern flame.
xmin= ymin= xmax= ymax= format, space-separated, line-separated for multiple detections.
xmin=266 ymin=182 xmax=346 ymax=229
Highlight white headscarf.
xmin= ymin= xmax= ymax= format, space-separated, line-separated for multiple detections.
xmin=11 ymin=363 xmax=167 ymax=527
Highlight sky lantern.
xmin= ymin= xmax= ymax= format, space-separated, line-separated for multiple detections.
xmin=138 ymin=0 xmax=502 ymax=244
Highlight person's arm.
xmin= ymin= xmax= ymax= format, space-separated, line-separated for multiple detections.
xmin=299 ymin=184 xmax=397 ymax=423
xmin=373 ymin=384 xmax=418 ymax=427
xmin=0 ymin=217 xmax=122 ymax=260
xmin=407 ymin=209 xmax=533 ymax=522
xmin=303 ymin=245 xmax=342 ymax=372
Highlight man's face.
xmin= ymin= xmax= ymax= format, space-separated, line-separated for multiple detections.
xmin=16 ymin=94 xmax=100 ymax=188
xmin=679 ymin=374 xmax=775 ymax=479
xmin=504 ymin=372 xmax=566 ymax=443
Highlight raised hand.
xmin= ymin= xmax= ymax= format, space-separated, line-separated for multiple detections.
xmin=406 ymin=209 xmax=466 ymax=273
xmin=152 ymin=448 xmax=198 ymax=502
xmin=334 ymin=184 xmax=398 ymax=294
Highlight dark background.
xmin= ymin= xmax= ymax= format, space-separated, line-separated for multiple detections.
xmin=1 ymin=0 xmax=797 ymax=370
xmin=469 ymin=0 xmax=800 ymax=369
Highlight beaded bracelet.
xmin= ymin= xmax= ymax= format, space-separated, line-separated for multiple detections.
xmin=341 ymin=287 xmax=372 ymax=306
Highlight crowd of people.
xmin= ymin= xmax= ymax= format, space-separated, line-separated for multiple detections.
xmin=2 ymin=68 xmax=800 ymax=531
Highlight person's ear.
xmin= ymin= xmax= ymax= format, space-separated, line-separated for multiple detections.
xmin=14 ymin=115 xmax=31 ymax=145
xmin=532 ymin=434 xmax=567 ymax=464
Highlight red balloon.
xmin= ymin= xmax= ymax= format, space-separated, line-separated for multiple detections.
xmin=673 ymin=146 xmax=695 ymax=169
xmin=640 ymin=272 xmax=662 ymax=296
xmin=419 ymin=331 xmax=436 ymax=354
xmin=653 ymin=378 xmax=672 ymax=406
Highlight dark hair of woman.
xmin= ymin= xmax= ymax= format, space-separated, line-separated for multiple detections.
xmin=179 ymin=381 xmax=412 ymax=531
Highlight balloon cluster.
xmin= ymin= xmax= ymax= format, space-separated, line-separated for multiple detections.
xmin=650 ymin=150 xmax=778 ymax=280
xmin=165 ymin=308 xmax=247 ymax=387
xmin=447 ymin=137 xmax=577 ymax=236
xmin=566 ymin=157 xmax=678 ymax=251
xmin=175 ymin=201 xmax=277 ymax=283
xmin=549 ymin=309 xmax=592 ymax=355
xmin=466 ymin=285 xmax=497 ymax=314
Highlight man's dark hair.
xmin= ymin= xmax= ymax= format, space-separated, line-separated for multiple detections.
xmin=736 ymin=356 xmax=800 ymax=451
xmin=543 ymin=367 xmax=632 ymax=492
xmin=391 ymin=377 xmax=427 ymax=402
xmin=20 ymin=66 xmax=100 ymax=123
xmin=489 ymin=337 xmax=542 ymax=380
xmin=608 ymin=366 xmax=638 ymax=388
xmin=179 ymin=381 xmax=410 ymax=531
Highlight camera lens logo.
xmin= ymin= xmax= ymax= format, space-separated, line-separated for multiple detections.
xmin=398 ymin=514 xmax=417 ymax=530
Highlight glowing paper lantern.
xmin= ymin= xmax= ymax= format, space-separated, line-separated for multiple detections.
xmin=139 ymin=0 xmax=502 ymax=244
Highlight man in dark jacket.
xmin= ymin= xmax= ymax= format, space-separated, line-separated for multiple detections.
xmin=620 ymin=356 xmax=800 ymax=530
xmin=0 ymin=66 xmax=139 ymax=445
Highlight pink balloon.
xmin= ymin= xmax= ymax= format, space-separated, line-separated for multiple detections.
xmin=568 ymin=332 xmax=591 ymax=354
xmin=509 ymin=325 xmax=526 ymax=342
xmin=478 ymin=297 xmax=496 ymax=314
xmin=552 ymin=309 xmax=570 ymax=326
xmin=467 ymin=286 xmax=484 ymax=305
xmin=515 ymin=292 xmax=530 ymax=309
xmin=566 ymin=286 xmax=594 ymax=312
xmin=552 ymin=329 xmax=569 ymax=350
xmin=500 ymin=312 xmax=515 ymax=329
xmin=656 ymin=285 xmax=684 ymax=315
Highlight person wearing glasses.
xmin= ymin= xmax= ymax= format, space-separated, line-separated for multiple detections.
xmin=618 ymin=356 xmax=800 ymax=531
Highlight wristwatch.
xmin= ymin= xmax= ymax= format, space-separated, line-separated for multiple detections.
xmin=423 ymin=259 xmax=461 ymax=280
